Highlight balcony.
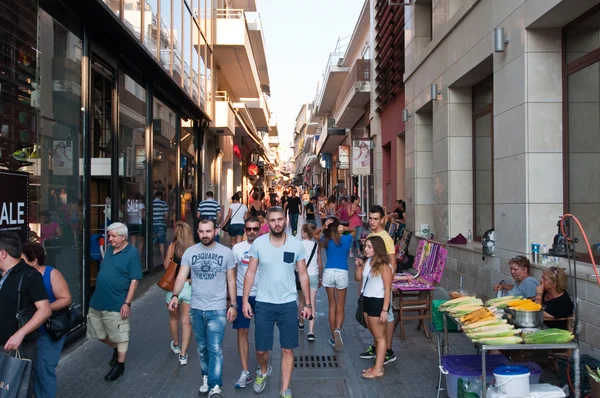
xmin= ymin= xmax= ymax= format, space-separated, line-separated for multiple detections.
xmin=267 ymin=136 xmax=279 ymax=147
xmin=316 ymin=121 xmax=347 ymax=155
xmin=314 ymin=37 xmax=351 ymax=117
xmin=240 ymin=91 xmax=270 ymax=129
xmin=229 ymin=0 xmax=257 ymax=11
xmin=211 ymin=9 xmax=261 ymax=98
xmin=245 ymin=12 xmax=269 ymax=89
xmin=268 ymin=115 xmax=278 ymax=137
xmin=333 ymin=59 xmax=371 ymax=128
xmin=209 ymin=91 xmax=236 ymax=136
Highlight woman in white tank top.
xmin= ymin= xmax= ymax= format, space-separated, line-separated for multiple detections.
xmin=354 ymin=235 xmax=393 ymax=379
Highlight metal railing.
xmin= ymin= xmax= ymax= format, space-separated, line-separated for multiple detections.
xmin=333 ymin=59 xmax=371 ymax=116
xmin=215 ymin=91 xmax=230 ymax=102
xmin=215 ymin=8 xmax=245 ymax=19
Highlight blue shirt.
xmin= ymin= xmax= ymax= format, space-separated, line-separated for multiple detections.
xmin=90 ymin=244 xmax=143 ymax=312
xmin=249 ymin=234 xmax=307 ymax=304
xmin=322 ymin=234 xmax=353 ymax=270
xmin=153 ymin=198 xmax=168 ymax=226
xmin=508 ymin=276 xmax=539 ymax=299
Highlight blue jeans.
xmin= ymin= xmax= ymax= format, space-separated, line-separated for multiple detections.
xmin=353 ymin=226 xmax=363 ymax=252
xmin=34 ymin=332 xmax=66 ymax=398
xmin=191 ymin=309 xmax=226 ymax=389
xmin=289 ymin=213 xmax=299 ymax=235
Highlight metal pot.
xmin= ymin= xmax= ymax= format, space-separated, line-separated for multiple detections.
xmin=504 ymin=307 xmax=544 ymax=328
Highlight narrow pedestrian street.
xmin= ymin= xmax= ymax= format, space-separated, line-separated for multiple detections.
xmin=54 ymin=218 xmax=474 ymax=398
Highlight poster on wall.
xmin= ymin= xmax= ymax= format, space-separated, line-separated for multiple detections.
xmin=0 ymin=170 xmax=29 ymax=243
xmin=338 ymin=145 xmax=350 ymax=170
xmin=352 ymin=139 xmax=371 ymax=175
xmin=52 ymin=140 xmax=73 ymax=175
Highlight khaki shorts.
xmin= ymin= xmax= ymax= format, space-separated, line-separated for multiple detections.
xmin=86 ymin=307 xmax=131 ymax=343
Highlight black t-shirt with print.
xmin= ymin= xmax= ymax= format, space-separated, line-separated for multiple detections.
xmin=286 ymin=196 xmax=302 ymax=214
xmin=0 ymin=261 xmax=49 ymax=344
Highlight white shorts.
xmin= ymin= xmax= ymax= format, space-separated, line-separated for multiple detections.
xmin=322 ymin=268 xmax=349 ymax=290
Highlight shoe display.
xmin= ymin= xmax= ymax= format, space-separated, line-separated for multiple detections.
xmin=170 ymin=340 xmax=181 ymax=354
xmin=359 ymin=345 xmax=376 ymax=359
xmin=11 ymin=150 xmax=26 ymax=161
xmin=109 ymin=348 xmax=118 ymax=367
xmin=179 ymin=354 xmax=188 ymax=365
xmin=307 ymin=333 xmax=315 ymax=342
xmin=253 ymin=365 xmax=272 ymax=393
xmin=208 ymin=385 xmax=222 ymax=398
xmin=279 ymin=389 xmax=293 ymax=398
xmin=104 ymin=363 xmax=124 ymax=382
xmin=235 ymin=370 xmax=252 ymax=389
xmin=198 ymin=375 xmax=209 ymax=395
xmin=333 ymin=329 xmax=343 ymax=351
xmin=384 ymin=350 xmax=397 ymax=365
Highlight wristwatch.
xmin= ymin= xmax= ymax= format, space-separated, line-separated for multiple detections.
xmin=125 ymin=302 xmax=132 ymax=307
xmin=229 ymin=303 xmax=238 ymax=310
xmin=304 ymin=304 xmax=313 ymax=309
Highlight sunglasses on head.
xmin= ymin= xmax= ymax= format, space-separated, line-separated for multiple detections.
xmin=245 ymin=227 xmax=260 ymax=232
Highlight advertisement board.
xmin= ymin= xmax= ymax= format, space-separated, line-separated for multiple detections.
xmin=351 ymin=139 xmax=371 ymax=175
xmin=0 ymin=170 xmax=29 ymax=242
xmin=338 ymin=145 xmax=350 ymax=169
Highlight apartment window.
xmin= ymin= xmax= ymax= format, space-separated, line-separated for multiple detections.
xmin=472 ymin=76 xmax=493 ymax=240
xmin=564 ymin=5 xmax=600 ymax=262
xmin=414 ymin=0 xmax=433 ymax=44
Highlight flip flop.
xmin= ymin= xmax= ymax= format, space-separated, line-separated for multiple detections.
xmin=361 ymin=367 xmax=373 ymax=374
xmin=361 ymin=370 xmax=384 ymax=379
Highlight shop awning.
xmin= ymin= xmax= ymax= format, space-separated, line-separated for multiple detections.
xmin=303 ymin=155 xmax=318 ymax=168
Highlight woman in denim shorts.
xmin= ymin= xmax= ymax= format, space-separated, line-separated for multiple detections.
xmin=220 ymin=193 xmax=248 ymax=246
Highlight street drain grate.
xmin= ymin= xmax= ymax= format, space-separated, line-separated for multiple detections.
xmin=294 ymin=354 xmax=340 ymax=368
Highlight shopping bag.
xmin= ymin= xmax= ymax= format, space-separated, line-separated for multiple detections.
xmin=0 ymin=350 xmax=32 ymax=398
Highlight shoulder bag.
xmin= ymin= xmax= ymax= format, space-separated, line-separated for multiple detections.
xmin=157 ymin=244 xmax=178 ymax=291
xmin=222 ymin=204 xmax=243 ymax=233
xmin=355 ymin=274 xmax=370 ymax=329
xmin=15 ymin=272 xmax=40 ymax=342
xmin=46 ymin=304 xmax=83 ymax=341
xmin=295 ymin=242 xmax=318 ymax=291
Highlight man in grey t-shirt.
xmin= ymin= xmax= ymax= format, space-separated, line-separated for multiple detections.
xmin=169 ymin=219 xmax=236 ymax=398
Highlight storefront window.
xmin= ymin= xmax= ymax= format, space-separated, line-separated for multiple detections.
xmin=119 ymin=74 xmax=147 ymax=271
xmin=0 ymin=7 xmax=83 ymax=311
xmin=123 ymin=0 xmax=142 ymax=39
xmin=152 ymin=98 xmax=177 ymax=268
xmin=159 ymin=0 xmax=171 ymax=72
xmin=144 ymin=0 xmax=159 ymax=57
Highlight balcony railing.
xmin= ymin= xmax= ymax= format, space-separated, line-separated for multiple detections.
xmin=215 ymin=8 xmax=245 ymax=19
xmin=215 ymin=90 xmax=230 ymax=102
xmin=333 ymin=59 xmax=371 ymax=116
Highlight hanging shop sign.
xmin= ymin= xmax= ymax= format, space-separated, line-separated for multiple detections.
xmin=0 ymin=170 xmax=29 ymax=243
xmin=338 ymin=145 xmax=350 ymax=170
xmin=247 ymin=163 xmax=259 ymax=176
xmin=352 ymin=139 xmax=372 ymax=176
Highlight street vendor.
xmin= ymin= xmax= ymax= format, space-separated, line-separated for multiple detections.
xmin=493 ymin=256 xmax=539 ymax=299
xmin=534 ymin=267 xmax=574 ymax=330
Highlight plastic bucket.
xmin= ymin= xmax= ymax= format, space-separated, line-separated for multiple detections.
xmin=494 ymin=366 xmax=530 ymax=397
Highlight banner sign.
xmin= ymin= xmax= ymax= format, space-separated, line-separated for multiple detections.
xmin=338 ymin=145 xmax=350 ymax=170
xmin=0 ymin=170 xmax=29 ymax=242
xmin=352 ymin=139 xmax=371 ymax=175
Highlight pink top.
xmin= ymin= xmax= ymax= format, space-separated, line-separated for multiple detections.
xmin=339 ymin=205 xmax=349 ymax=223
xmin=259 ymin=223 xmax=270 ymax=236
xmin=41 ymin=222 xmax=60 ymax=242
xmin=348 ymin=205 xmax=362 ymax=228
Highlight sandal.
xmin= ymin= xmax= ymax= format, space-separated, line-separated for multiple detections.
xmin=361 ymin=367 xmax=373 ymax=374
xmin=361 ymin=369 xmax=384 ymax=379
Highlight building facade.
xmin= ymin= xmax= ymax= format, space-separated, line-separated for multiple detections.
xmin=403 ymin=0 xmax=600 ymax=355
xmin=0 ymin=0 xmax=275 ymax=339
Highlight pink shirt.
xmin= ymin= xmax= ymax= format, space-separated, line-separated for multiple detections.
xmin=41 ymin=222 xmax=60 ymax=242
xmin=259 ymin=223 xmax=270 ymax=236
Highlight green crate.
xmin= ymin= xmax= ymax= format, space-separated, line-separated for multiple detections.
xmin=432 ymin=299 xmax=458 ymax=332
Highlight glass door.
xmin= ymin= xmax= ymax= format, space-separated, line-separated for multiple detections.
xmin=90 ymin=59 xmax=115 ymax=289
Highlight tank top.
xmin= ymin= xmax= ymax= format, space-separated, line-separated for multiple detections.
xmin=339 ymin=205 xmax=349 ymax=222
xmin=173 ymin=250 xmax=191 ymax=280
xmin=349 ymin=206 xmax=362 ymax=228
xmin=43 ymin=266 xmax=57 ymax=303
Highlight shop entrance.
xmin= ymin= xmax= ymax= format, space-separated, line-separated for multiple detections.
xmin=89 ymin=59 xmax=115 ymax=289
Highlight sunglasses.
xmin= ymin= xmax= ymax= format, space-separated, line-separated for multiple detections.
xmin=550 ymin=266 xmax=559 ymax=276
xmin=245 ymin=227 xmax=260 ymax=232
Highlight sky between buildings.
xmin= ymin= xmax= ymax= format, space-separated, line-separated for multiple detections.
xmin=259 ymin=0 xmax=366 ymax=148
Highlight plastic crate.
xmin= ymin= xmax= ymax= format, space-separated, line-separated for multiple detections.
xmin=557 ymin=354 xmax=600 ymax=398
xmin=433 ymin=299 xmax=459 ymax=332
xmin=442 ymin=355 xmax=543 ymax=398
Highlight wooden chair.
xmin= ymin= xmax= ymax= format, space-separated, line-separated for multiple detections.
xmin=392 ymin=289 xmax=433 ymax=340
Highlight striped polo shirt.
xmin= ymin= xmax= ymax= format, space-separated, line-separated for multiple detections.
xmin=152 ymin=198 xmax=169 ymax=226
xmin=197 ymin=198 xmax=221 ymax=220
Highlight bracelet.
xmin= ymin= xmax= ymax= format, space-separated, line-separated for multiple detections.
xmin=382 ymin=309 xmax=388 ymax=313
xmin=304 ymin=304 xmax=313 ymax=309
xmin=171 ymin=295 xmax=179 ymax=299
xmin=535 ymin=293 xmax=542 ymax=296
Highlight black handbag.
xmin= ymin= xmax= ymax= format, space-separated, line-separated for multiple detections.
xmin=15 ymin=273 xmax=40 ymax=342
xmin=355 ymin=275 xmax=370 ymax=329
xmin=46 ymin=305 xmax=83 ymax=341
xmin=222 ymin=204 xmax=243 ymax=233
xmin=294 ymin=242 xmax=318 ymax=291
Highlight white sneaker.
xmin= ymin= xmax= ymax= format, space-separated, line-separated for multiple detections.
xmin=170 ymin=340 xmax=181 ymax=354
xmin=235 ymin=370 xmax=252 ymax=388
xmin=208 ymin=385 xmax=222 ymax=397
xmin=199 ymin=375 xmax=209 ymax=395
xmin=179 ymin=354 xmax=188 ymax=365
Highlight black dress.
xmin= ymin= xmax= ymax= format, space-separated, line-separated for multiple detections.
xmin=543 ymin=292 xmax=574 ymax=330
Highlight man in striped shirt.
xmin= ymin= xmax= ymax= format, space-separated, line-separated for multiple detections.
xmin=153 ymin=191 xmax=169 ymax=261
xmin=197 ymin=191 xmax=222 ymax=243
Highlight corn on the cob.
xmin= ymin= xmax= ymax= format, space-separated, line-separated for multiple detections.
xmin=462 ymin=319 xmax=507 ymax=330
xmin=460 ymin=308 xmax=493 ymax=324
xmin=439 ymin=296 xmax=479 ymax=310
xmin=485 ymin=296 xmax=522 ymax=306
xmin=523 ymin=329 xmax=574 ymax=344
xmin=475 ymin=336 xmax=522 ymax=345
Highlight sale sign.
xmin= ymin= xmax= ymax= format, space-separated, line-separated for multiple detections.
xmin=0 ymin=170 xmax=29 ymax=242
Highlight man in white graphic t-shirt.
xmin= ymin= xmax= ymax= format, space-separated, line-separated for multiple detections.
xmin=231 ymin=217 xmax=261 ymax=389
